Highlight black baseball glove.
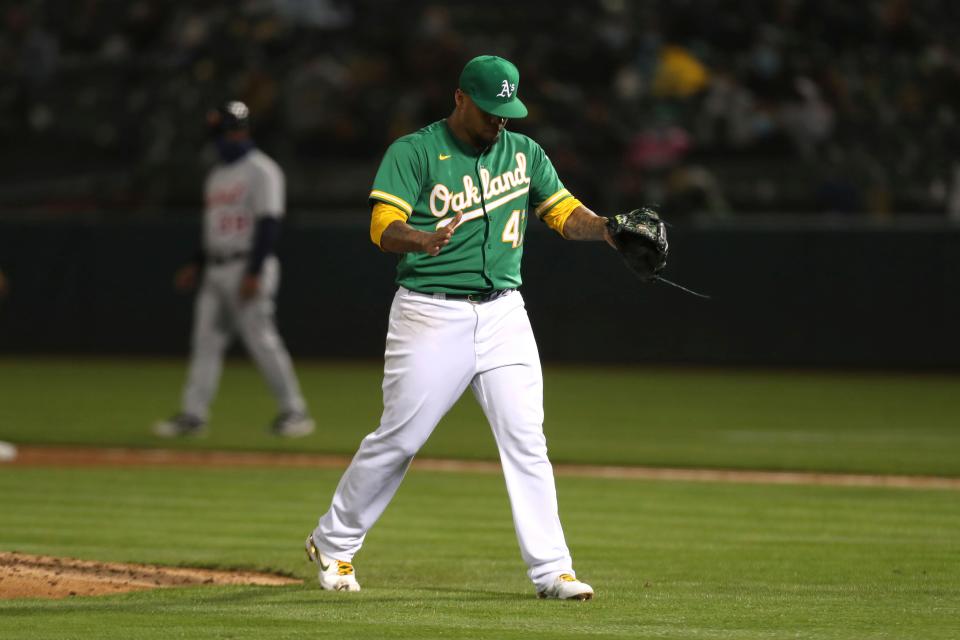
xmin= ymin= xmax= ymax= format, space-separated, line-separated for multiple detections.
xmin=606 ymin=207 xmax=668 ymax=281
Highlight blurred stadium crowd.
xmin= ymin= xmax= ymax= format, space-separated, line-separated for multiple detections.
xmin=3 ymin=0 xmax=960 ymax=219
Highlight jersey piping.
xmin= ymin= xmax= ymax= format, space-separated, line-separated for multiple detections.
xmin=370 ymin=190 xmax=413 ymax=216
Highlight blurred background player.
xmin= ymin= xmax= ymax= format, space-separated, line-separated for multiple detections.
xmin=0 ymin=267 xmax=15 ymax=461
xmin=153 ymin=101 xmax=314 ymax=438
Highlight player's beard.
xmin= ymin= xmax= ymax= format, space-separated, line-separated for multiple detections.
xmin=474 ymin=120 xmax=505 ymax=148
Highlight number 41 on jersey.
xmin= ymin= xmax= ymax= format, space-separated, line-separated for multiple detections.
xmin=502 ymin=209 xmax=526 ymax=248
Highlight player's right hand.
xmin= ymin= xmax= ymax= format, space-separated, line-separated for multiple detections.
xmin=423 ymin=212 xmax=463 ymax=256
xmin=174 ymin=264 xmax=199 ymax=292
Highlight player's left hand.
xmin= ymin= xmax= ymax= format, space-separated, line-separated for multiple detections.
xmin=239 ymin=274 xmax=261 ymax=301
xmin=606 ymin=207 xmax=668 ymax=282
xmin=602 ymin=225 xmax=616 ymax=249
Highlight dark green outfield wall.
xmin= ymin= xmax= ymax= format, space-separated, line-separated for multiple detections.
xmin=1 ymin=218 xmax=958 ymax=368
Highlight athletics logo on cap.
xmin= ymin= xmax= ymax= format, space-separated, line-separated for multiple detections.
xmin=459 ymin=55 xmax=528 ymax=119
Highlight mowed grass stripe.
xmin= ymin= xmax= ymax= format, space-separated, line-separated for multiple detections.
xmin=2 ymin=358 xmax=959 ymax=475
xmin=2 ymin=466 xmax=958 ymax=639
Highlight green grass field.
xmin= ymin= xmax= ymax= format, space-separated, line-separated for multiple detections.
xmin=1 ymin=358 xmax=959 ymax=639
xmin=2 ymin=358 xmax=959 ymax=474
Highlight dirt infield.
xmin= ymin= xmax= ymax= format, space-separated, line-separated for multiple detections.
xmin=7 ymin=445 xmax=960 ymax=490
xmin=0 ymin=552 xmax=300 ymax=600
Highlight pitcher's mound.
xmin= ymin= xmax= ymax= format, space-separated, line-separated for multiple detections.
xmin=0 ymin=552 xmax=301 ymax=599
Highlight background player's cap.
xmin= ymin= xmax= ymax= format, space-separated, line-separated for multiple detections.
xmin=459 ymin=55 xmax=528 ymax=119
xmin=207 ymin=100 xmax=250 ymax=136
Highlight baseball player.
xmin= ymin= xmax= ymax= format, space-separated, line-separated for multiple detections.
xmin=306 ymin=56 xmax=617 ymax=600
xmin=0 ymin=268 xmax=14 ymax=462
xmin=0 ymin=441 xmax=15 ymax=463
xmin=153 ymin=101 xmax=314 ymax=439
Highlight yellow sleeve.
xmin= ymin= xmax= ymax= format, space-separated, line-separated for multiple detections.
xmin=540 ymin=196 xmax=583 ymax=238
xmin=370 ymin=202 xmax=409 ymax=248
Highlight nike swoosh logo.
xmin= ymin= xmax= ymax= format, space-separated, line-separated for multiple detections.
xmin=439 ymin=154 xmax=451 ymax=160
xmin=318 ymin=555 xmax=330 ymax=571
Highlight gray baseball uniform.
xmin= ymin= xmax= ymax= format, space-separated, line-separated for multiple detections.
xmin=180 ymin=148 xmax=306 ymax=421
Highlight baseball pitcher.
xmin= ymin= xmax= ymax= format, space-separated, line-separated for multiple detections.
xmin=153 ymin=102 xmax=314 ymax=439
xmin=306 ymin=56 xmax=632 ymax=600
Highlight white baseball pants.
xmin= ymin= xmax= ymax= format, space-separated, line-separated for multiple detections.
xmin=181 ymin=256 xmax=306 ymax=419
xmin=312 ymin=287 xmax=576 ymax=590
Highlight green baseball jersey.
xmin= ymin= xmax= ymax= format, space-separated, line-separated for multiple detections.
xmin=369 ymin=120 xmax=571 ymax=294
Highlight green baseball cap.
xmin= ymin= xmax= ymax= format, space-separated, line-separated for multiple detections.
xmin=459 ymin=55 xmax=528 ymax=119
